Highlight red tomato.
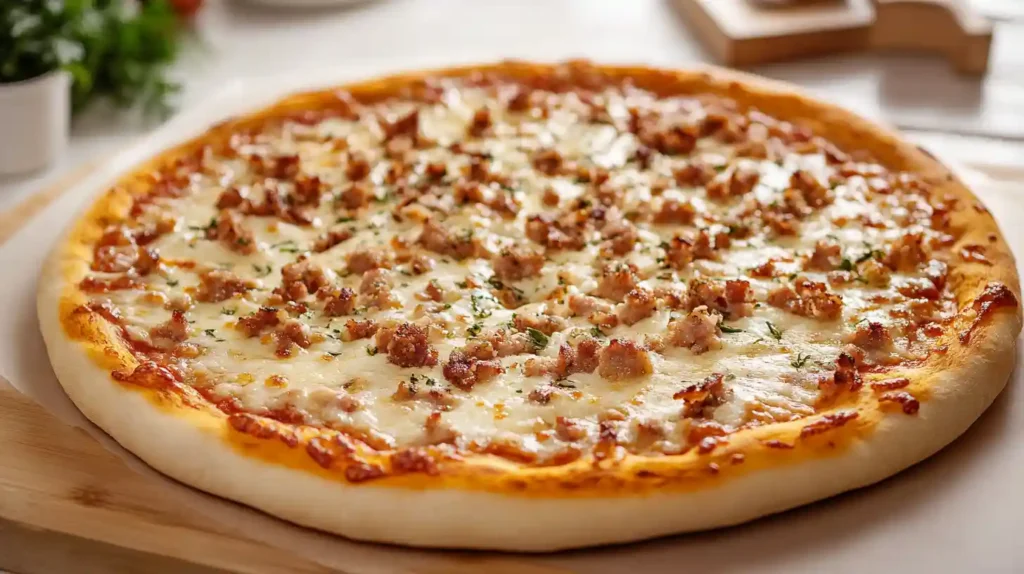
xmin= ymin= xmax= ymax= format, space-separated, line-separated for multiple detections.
xmin=169 ymin=0 xmax=204 ymax=19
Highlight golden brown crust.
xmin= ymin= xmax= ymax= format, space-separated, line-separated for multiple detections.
xmin=39 ymin=60 xmax=1022 ymax=549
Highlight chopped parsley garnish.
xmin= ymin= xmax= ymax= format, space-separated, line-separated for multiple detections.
xmin=486 ymin=275 xmax=524 ymax=297
xmin=720 ymin=324 xmax=744 ymax=334
xmin=166 ymin=279 xmax=179 ymax=287
xmin=220 ymin=308 xmax=236 ymax=316
xmin=327 ymin=351 xmax=343 ymax=357
xmin=366 ymin=346 xmax=378 ymax=356
xmin=527 ymin=327 xmax=549 ymax=350
xmin=467 ymin=323 xmax=483 ymax=337
xmin=336 ymin=216 xmax=355 ymax=223
xmin=203 ymin=328 xmax=225 ymax=342
xmin=252 ymin=263 xmax=273 ymax=277
xmin=470 ymin=292 xmax=497 ymax=319
xmin=790 ymin=352 xmax=811 ymax=369
xmin=271 ymin=239 xmax=300 ymax=253
xmin=553 ymin=380 xmax=577 ymax=389
xmin=856 ymin=244 xmax=883 ymax=264
xmin=765 ymin=321 xmax=783 ymax=341
xmin=590 ymin=326 xmax=606 ymax=338
xmin=188 ymin=216 xmax=217 ymax=233
xmin=839 ymin=257 xmax=855 ymax=272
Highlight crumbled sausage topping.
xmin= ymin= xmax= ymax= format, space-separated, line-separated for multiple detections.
xmin=75 ymin=64 xmax=986 ymax=469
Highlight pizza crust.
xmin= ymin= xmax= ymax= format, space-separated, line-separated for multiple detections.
xmin=37 ymin=276 xmax=1018 ymax=550
xmin=37 ymin=61 xmax=1022 ymax=551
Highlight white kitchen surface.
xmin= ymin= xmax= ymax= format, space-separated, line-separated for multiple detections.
xmin=1 ymin=0 xmax=1023 ymax=210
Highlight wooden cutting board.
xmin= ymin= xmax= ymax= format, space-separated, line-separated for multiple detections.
xmin=0 ymin=379 xmax=333 ymax=574
xmin=672 ymin=0 xmax=993 ymax=74
xmin=3 ymin=160 xmax=1023 ymax=573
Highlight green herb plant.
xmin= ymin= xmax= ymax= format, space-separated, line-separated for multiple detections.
xmin=1 ymin=0 xmax=183 ymax=117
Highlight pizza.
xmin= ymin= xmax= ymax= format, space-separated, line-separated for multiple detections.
xmin=37 ymin=61 xmax=1022 ymax=551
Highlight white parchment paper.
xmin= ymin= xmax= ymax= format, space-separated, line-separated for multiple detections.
xmin=2 ymin=65 xmax=1023 ymax=573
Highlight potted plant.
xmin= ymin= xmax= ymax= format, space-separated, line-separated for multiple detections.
xmin=0 ymin=3 xmax=78 ymax=174
xmin=0 ymin=1 xmax=189 ymax=175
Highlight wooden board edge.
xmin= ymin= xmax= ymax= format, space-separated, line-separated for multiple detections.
xmin=670 ymin=0 xmax=735 ymax=64
xmin=0 ymin=379 xmax=337 ymax=574
xmin=871 ymin=0 xmax=992 ymax=75
xmin=0 ymin=518 xmax=231 ymax=574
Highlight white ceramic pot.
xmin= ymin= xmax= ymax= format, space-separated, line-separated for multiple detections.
xmin=0 ymin=70 xmax=71 ymax=175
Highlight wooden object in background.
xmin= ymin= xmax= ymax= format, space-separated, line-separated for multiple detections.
xmin=871 ymin=0 xmax=993 ymax=74
xmin=673 ymin=0 xmax=993 ymax=74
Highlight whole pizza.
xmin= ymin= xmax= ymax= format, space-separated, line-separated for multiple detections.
xmin=37 ymin=61 xmax=1021 ymax=551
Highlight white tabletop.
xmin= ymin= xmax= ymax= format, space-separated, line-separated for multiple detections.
xmin=1 ymin=0 xmax=1023 ymax=208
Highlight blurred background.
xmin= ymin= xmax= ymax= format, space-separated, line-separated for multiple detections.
xmin=1 ymin=0 xmax=1022 ymax=206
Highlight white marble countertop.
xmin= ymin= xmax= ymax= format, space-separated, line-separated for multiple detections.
xmin=2 ymin=0 xmax=1023 ymax=207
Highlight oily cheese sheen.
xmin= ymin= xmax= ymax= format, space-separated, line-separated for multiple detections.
xmin=38 ymin=61 xmax=1021 ymax=551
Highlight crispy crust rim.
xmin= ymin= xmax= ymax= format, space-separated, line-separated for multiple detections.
xmin=37 ymin=61 xmax=1022 ymax=550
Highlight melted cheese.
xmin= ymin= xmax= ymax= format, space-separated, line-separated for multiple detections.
xmin=84 ymin=81 xmax=955 ymax=460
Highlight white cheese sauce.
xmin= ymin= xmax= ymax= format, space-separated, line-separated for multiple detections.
xmin=85 ymin=83 xmax=953 ymax=458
